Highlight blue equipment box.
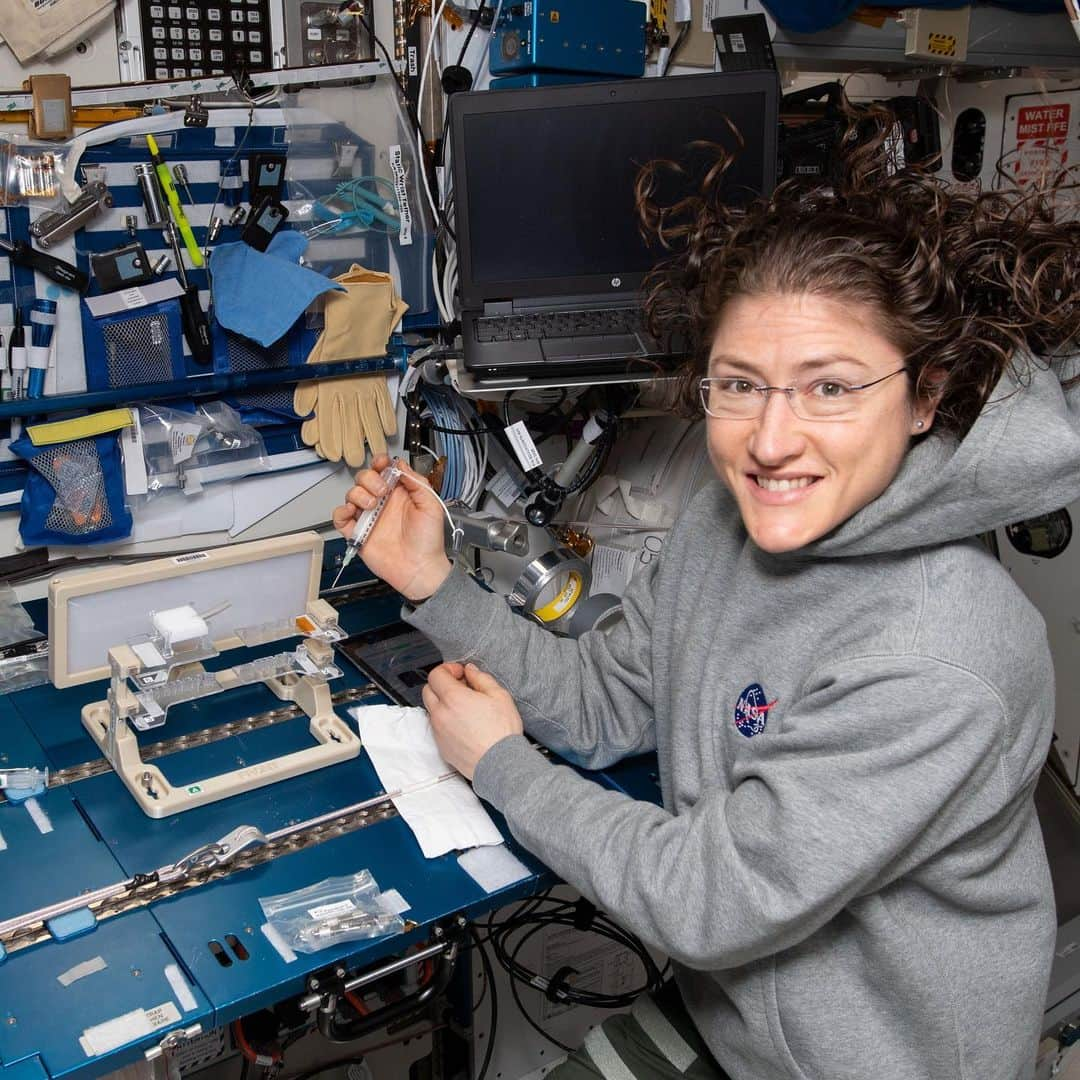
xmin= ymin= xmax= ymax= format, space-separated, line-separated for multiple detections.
xmin=490 ymin=0 xmax=647 ymax=78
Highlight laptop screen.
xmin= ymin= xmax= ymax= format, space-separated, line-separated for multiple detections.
xmin=450 ymin=71 xmax=779 ymax=310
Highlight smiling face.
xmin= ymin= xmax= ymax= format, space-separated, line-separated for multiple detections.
xmin=706 ymin=292 xmax=938 ymax=554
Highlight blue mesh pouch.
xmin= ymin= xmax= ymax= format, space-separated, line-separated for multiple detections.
xmin=210 ymin=316 xmax=315 ymax=424
xmin=81 ymin=299 xmax=186 ymax=391
xmin=10 ymin=432 xmax=132 ymax=546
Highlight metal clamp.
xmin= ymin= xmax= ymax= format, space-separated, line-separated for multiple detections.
xmin=30 ymin=181 xmax=113 ymax=248
xmin=145 ymin=1024 xmax=203 ymax=1061
xmin=167 ymin=825 xmax=267 ymax=878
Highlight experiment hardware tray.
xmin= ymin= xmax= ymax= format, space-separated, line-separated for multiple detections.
xmin=0 ymin=577 xmax=662 ymax=1079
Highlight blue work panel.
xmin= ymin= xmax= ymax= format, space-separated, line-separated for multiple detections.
xmin=0 ymin=701 xmax=127 ymax=927
xmin=150 ymin=811 xmax=548 ymax=1024
xmin=0 ymin=1057 xmax=48 ymax=1079
xmin=0 ymin=910 xmax=212 ymax=1080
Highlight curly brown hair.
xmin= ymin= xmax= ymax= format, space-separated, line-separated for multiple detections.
xmin=636 ymin=106 xmax=1080 ymax=437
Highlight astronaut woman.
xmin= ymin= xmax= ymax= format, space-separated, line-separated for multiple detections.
xmin=335 ymin=119 xmax=1080 ymax=1080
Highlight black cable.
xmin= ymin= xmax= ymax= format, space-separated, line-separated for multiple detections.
xmin=455 ymin=0 xmax=488 ymax=67
xmin=471 ymin=925 xmax=498 ymax=1080
xmin=404 ymin=390 xmax=493 ymax=437
xmin=661 ymin=21 xmax=691 ymax=77
xmin=350 ymin=5 xmax=457 ymax=242
xmin=488 ymin=900 xmax=664 ymax=1010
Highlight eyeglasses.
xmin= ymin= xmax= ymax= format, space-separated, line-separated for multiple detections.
xmin=698 ymin=367 xmax=908 ymax=421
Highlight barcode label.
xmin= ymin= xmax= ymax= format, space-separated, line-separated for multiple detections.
xmin=172 ymin=551 xmax=210 ymax=565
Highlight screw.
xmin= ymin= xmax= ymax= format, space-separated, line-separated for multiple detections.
xmin=310 ymin=978 xmax=320 ymax=990
xmin=6 ymin=1017 xmax=16 ymax=1026
xmin=132 ymin=968 xmax=142 ymax=977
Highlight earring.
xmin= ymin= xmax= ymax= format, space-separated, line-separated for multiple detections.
xmin=915 ymin=420 xmax=925 ymax=429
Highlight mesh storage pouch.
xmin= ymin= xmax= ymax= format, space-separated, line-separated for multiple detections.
xmin=81 ymin=298 xmax=185 ymax=391
xmin=10 ymin=431 xmax=132 ymax=546
xmin=211 ymin=317 xmax=315 ymax=423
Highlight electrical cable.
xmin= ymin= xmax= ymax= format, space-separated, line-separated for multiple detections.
xmin=470 ymin=924 xmax=498 ymax=1080
xmin=486 ymin=895 xmax=664 ymax=1010
xmin=455 ymin=0 xmax=488 ymax=68
xmin=350 ymin=6 xmax=456 ymax=243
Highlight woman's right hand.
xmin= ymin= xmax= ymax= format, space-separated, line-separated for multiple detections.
xmin=332 ymin=454 xmax=452 ymax=602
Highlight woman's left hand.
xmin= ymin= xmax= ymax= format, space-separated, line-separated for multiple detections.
xmin=423 ymin=662 xmax=524 ymax=780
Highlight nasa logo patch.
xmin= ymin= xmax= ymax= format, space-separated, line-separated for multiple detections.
xmin=734 ymin=683 xmax=777 ymax=738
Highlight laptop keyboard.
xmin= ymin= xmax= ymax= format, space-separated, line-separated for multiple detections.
xmin=474 ymin=307 xmax=644 ymax=343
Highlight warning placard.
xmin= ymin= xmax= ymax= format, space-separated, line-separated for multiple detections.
xmin=1016 ymin=104 xmax=1070 ymax=141
xmin=1001 ymin=91 xmax=1078 ymax=187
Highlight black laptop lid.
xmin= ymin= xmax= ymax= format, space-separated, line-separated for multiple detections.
xmin=450 ymin=71 xmax=779 ymax=311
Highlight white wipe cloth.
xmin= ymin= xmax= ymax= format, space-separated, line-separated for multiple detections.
xmin=351 ymin=704 xmax=503 ymax=859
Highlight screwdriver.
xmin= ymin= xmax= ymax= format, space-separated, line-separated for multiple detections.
xmin=164 ymin=221 xmax=213 ymax=366
xmin=0 ymin=237 xmax=89 ymax=293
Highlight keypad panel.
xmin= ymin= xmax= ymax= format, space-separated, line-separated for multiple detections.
xmin=138 ymin=0 xmax=272 ymax=80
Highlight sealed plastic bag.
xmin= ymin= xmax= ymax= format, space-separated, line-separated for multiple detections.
xmin=0 ymin=581 xmax=47 ymax=693
xmin=136 ymin=401 xmax=269 ymax=499
xmin=259 ymin=871 xmax=404 ymax=954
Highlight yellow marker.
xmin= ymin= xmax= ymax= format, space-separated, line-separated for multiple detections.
xmin=145 ymin=133 xmax=204 ymax=268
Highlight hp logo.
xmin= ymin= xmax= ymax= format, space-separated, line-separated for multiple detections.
xmin=611 ymin=277 xmax=622 ymax=288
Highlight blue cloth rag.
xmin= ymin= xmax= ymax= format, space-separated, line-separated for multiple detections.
xmin=210 ymin=231 xmax=344 ymax=347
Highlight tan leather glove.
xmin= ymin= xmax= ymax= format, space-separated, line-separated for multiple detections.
xmin=294 ymin=373 xmax=398 ymax=467
xmin=293 ymin=263 xmax=407 ymax=466
xmin=310 ymin=263 xmax=409 ymax=362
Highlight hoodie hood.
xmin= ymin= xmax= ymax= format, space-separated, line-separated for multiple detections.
xmin=800 ymin=355 xmax=1080 ymax=558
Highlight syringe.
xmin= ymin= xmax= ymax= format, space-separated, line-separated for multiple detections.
xmin=332 ymin=463 xmax=403 ymax=588
xmin=0 ymin=767 xmax=48 ymax=791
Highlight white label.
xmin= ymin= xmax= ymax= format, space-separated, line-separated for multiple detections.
xmin=505 ymin=421 xmax=543 ymax=472
xmin=730 ymin=31 xmax=746 ymax=52
xmin=487 ymin=467 xmax=523 ymax=508
xmin=169 ymin=422 xmax=202 ymax=465
xmin=702 ymin=0 xmax=722 ymax=32
xmin=377 ymin=889 xmax=411 ymax=915
xmin=0 ymin=827 xmax=6 ymax=852
xmin=41 ymin=98 xmax=67 ymax=134
xmin=261 ymin=922 xmax=297 ymax=963
xmin=308 ymin=898 xmax=356 ymax=920
xmin=122 ymin=411 xmax=149 ymax=497
xmin=388 ymin=144 xmax=413 ymax=247
xmin=307 ymin=26 xmax=322 ymax=39
xmin=80 ymin=1001 xmax=181 ymax=1057
xmin=24 ymin=796 xmax=52 ymax=835
xmin=590 ymin=544 xmax=636 ymax=597
xmin=120 ymin=287 xmax=147 ymax=310
xmin=407 ymin=45 xmax=418 ymax=76
xmin=58 ymin=956 xmax=107 ymax=987
xmin=165 ymin=963 xmax=198 ymax=1012
xmin=539 ymin=925 xmax=641 ymax=1021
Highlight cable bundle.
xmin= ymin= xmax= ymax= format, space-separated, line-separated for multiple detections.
xmin=418 ymin=385 xmax=488 ymax=506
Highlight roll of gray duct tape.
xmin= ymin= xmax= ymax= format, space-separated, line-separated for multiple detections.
xmin=565 ymin=593 xmax=624 ymax=639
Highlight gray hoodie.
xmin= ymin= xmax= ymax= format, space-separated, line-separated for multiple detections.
xmin=405 ymin=359 xmax=1080 ymax=1080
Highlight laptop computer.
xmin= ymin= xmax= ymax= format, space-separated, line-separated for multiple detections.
xmin=449 ymin=70 xmax=779 ymax=379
